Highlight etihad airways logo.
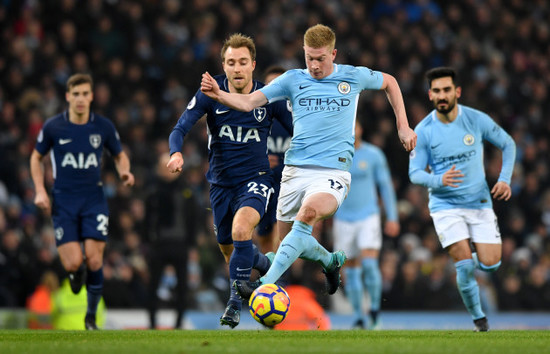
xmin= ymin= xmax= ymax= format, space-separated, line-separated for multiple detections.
xmin=298 ymin=97 xmax=351 ymax=112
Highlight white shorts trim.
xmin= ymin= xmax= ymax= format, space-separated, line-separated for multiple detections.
xmin=333 ymin=214 xmax=382 ymax=259
xmin=276 ymin=165 xmax=350 ymax=223
xmin=431 ymin=208 xmax=501 ymax=248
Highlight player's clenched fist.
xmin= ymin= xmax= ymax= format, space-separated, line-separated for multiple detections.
xmin=167 ymin=152 xmax=184 ymax=173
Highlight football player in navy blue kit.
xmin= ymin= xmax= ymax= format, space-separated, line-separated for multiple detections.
xmin=30 ymin=74 xmax=134 ymax=330
xmin=167 ymin=34 xmax=292 ymax=328
xmin=254 ymin=66 xmax=292 ymax=254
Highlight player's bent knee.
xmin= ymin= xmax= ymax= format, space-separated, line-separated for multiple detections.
xmin=86 ymin=257 xmax=103 ymax=271
xmin=297 ymin=206 xmax=317 ymax=224
xmin=479 ymin=260 xmax=501 ymax=273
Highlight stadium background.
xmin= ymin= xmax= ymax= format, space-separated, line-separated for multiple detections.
xmin=0 ymin=0 xmax=549 ymax=327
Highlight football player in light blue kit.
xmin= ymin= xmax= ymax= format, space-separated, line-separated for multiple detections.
xmin=30 ymin=73 xmax=134 ymax=330
xmin=409 ymin=67 xmax=516 ymax=332
xmin=333 ymin=120 xmax=399 ymax=329
xmin=201 ymin=24 xmax=416 ymax=298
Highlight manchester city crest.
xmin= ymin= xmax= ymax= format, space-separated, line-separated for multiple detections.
xmin=338 ymin=81 xmax=351 ymax=94
xmin=463 ymin=134 xmax=474 ymax=146
xmin=90 ymin=134 xmax=101 ymax=149
xmin=253 ymin=107 xmax=267 ymax=122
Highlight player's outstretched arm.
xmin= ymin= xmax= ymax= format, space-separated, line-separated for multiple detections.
xmin=380 ymin=73 xmax=417 ymax=151
xmin=29 ymin=149 xmax=51 ymax=215
xmin=113 ymin=151 xmax=135 ymax=187
xmin=200 ymin=72 xmax=268 ymax=112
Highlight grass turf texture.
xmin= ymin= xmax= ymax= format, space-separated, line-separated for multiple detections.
xmin=1 ymin=330 xmax=548 ymax=354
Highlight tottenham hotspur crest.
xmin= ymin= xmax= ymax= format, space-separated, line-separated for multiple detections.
xmin=253 ymin=107 xmax=267 ymax=122
xmin=90 ymin=134 xmax=101 ymax=149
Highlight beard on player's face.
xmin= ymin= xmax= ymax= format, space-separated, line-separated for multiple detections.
xmin=433 ymin=97 xmax=456 ymax=114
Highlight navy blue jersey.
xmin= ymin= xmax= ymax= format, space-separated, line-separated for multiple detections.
xmin=169 ymin=75 xmax=293 ymax=187
xmin=266 ymin=108 xmax=292 ymax=183
xmin=34 ymin=111 xmax=123 ymax=192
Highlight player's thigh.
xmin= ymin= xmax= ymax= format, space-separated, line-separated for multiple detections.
xmin=84 ymin=238 xmax=106 ymax=270
xmin=209 ymin=184 xmax=235 ymax=246
xmin=57 ymin=242 xmax=84 ymax=271
xmin=467 ymin=208 xmax=502 ymax=264
xmin=81 ymin=190 xmax=110 ymax=242
xmin=51 ymin=192 xmax=81 ymax=247
xmin=233 ymin=174 xmax=274 ymax=239
xmin=277 ymin=166 xmax=350 ymax=222
xmin=232 ymin=206 xmax=261 ymax=241
xmin=333 ymin=218 xmax=360 ymax=260
xmin=466 ymin=209 xmax=502 ymax=245
xmin=430 ymin=209 xmax=470 ymax=248
xmin=356 ymin=214 xmax=382 ymax=251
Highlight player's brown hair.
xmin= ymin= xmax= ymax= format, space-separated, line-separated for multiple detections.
xmin=304 ymin=24 xmax=336 ymax=50
xmin=221 ymin=33 xmax=256 ymax=62
xmin=66 ymin=73 xmax=93 ymax=92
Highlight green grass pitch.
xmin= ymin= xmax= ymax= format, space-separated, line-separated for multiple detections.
xmin=1 ymin=330 xmax=549 ymax=354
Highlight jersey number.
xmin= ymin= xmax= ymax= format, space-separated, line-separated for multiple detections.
xmin=328 ymin=179 xmax=343 ymax=191
xmin=97 ymin=214 xmax=109 ymax=236
xmin=247 ymin=182 xmax=271 ymax=198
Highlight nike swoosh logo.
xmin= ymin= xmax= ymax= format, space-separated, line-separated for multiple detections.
xmin=59 ymin=139 xmax=72 ymax=145
xmin=216 ymin=108 xmax=230 ymax=114
xmin=299 ymin=84 xmax=311 ymax=89
xmin=236 ymin=267 xmax=252 ymax=272
xmin=431 ymin=144 xmax=441 ymax=149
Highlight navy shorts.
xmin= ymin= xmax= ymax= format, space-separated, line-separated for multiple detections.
xmin=210 ymin=174 xmax=275 ymax=245
xmin=52 ymin=187 xmax=109 ymax=246
xmin=256 ymin=179 xmax=281 ymax=236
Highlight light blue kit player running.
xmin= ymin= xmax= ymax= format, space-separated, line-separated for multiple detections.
xmin=30 ymin=73 xmax=134 ymax=330
xmin=200 ymin=24 xmax=417 ymax=299
xmin=167 ymin=34 xmax=292 ymax=328
xmin=409 ymin=67 xmax=516 ymax=332
xmin=333 ymin=120 xmax=399 ymax=330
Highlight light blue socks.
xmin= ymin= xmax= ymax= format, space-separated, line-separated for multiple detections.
xmin=362 ymin=258 xmax=382 ymax=313
xmin=455 ymin=259 xmax=485 ymax=320
xmin=260 ymin=221 xmax=333 ymax=284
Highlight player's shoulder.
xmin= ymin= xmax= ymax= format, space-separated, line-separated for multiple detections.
xmin=460 ymin=104 xmax=490 ymax=121
xmin=415 ymin=112 xmax=436 ymax=131
xmin=91 ymin=112 xmax=115 ymax=126
xmin=43 ymin=112 xmax=66 ymax=128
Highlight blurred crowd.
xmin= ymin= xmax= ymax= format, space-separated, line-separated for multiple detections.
xmin=1 ymin=0 xmax=549 ymax=316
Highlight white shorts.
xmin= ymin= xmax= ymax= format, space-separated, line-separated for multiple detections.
xmin=333 ymin=214 xmax=382 ymax=258
xmin=276 ymin=165 xmax=351 ymax=223
xmin=431 ymin=208 xmax=501 ymax=248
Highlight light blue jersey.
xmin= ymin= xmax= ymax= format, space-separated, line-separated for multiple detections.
xmin=335 ymin=142 xmax=398 ymax=222
xmin=409 ymin=105 xmax=516 ymax=212
xmin=260 ymin=64 xmax=384 ymax=171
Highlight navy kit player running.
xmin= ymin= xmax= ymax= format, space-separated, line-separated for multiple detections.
xmin=254 ymin=66 xmax=292 ymax=254
xmin=409 ymin=67 xmax=516 ymax=331
xmin=333 ymin=120 xmax=399 ymax=329
xmin=167 ymin=34 xmax=292 ymax=328
xmin=201 ymin=24 xmax=417 ymax=298
xmin=30 ymin=73 xmax=134 ymax=330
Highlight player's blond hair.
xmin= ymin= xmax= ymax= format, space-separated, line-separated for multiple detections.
xmin=304 ymin=24 xmax=336 ymax=50
xmin=221 ymin=33 xmax=256 ymax=62
xmin=66 ymin=73 xmax=93 ymax=92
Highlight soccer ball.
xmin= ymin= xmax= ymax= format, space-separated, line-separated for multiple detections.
xmin=248 ymin=283 xmax=290 ymax=327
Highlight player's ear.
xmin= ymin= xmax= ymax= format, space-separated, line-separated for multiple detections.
xmin=455 ymin=86 xmax=462 ymax=99
xmin=251 ymin=60 xmax=256 ymax=71
xmin=332 ymin=48 xmax=337 ymax=60
xmin=428 ymin=89 xmax=433 ymax=101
